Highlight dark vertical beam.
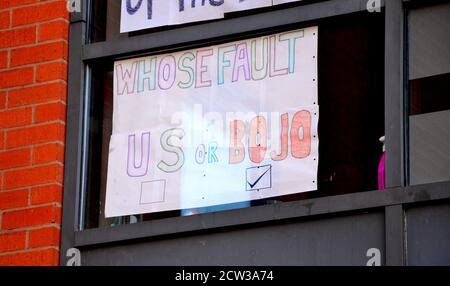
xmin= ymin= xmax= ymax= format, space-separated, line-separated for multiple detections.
xmin=384 ymin=0 xmax=407 ymax=266
xmin=60 ymin=0 xmax=88 ymax=265
xmin=385 ymin=205 xmax=406 ymax=265
xmin=385 ymin=0 xmax=405 ymax=188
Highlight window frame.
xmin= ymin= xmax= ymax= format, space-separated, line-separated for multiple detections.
xmin=60 ymin=0 xmax=450 ymax=266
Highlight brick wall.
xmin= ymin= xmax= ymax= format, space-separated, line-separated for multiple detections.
xmin=0 ymin=0 xmax=69 ymax=266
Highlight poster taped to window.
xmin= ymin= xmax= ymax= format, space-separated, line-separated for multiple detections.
xmin=106 ymin=26 xmax=318 ymax=217
xmin=120 ymin=0 xmax=305 ymax=32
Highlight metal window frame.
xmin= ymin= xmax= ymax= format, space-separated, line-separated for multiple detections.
xmin=60 ymin=0 xmax=450 ymax=266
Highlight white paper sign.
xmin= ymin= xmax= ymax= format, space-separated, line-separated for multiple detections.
xmin=120 ymin=0 xmax=170 ymax=33
xmin=224 ymin=0 xmax=272 ymax=13
xmin=120 ymin=0 xmax=304 ymax=33
xmin=106 ymin=26 xmax=318 ymax=217
xmin=273 ymin=0 xmax=302 ymax=4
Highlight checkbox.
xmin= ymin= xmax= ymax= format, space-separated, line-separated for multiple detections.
xmin=140 ymin=180 xmax=166 ymax=204
xmin=246 ymin=165 xmax=272 ymax=191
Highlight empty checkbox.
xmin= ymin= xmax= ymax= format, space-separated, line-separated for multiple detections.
xmin=140 ymin=180 xmax=166 ymax=204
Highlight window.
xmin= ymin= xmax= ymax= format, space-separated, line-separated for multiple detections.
xmin=82 ymin=7 xmax=385 ymax=229
xmin=408 ymin=2 xmax=450 ymax=186
xmin=60 ymin=0 xmax=450 ymax=267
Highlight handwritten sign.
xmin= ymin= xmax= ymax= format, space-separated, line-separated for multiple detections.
xmin=120 ymin=0 xmax=304 ymax=32
xmin=106 ymin=27 xmax=318 ymax=217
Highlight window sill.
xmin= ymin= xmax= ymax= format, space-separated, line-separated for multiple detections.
xmin=73 ymin=181 xmax=450 ymax=248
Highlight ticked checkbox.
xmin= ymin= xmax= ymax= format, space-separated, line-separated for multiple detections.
xmin=246 ymin=165 xmax=272 ymax=191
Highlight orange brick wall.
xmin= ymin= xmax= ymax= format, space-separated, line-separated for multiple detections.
xmin=0 ymin=0 xmax=69 ymax=266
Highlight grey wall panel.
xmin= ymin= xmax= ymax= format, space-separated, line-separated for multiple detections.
xmin=410 ymin=110 xmax=450 ymax=186
xmin=406 ymin=203 xmax=450 ymax=266
xmin=409 ymin=3 xmax=450 ymax=80
xmin=80 ymin=212 xmax=384 ymax=266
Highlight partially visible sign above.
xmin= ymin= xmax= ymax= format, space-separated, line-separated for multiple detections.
xmin=121 ymin=0 xmax=305 ymax=33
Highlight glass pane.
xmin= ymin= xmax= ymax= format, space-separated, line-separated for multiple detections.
xmin=83 ymin=11 xmax=385 ymax=229
xmin=408 ymin=3 xmax=450 ymax=186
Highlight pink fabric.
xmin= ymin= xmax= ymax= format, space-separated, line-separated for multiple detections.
xmin=378 ymin=153 xmax=385 ymax=190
